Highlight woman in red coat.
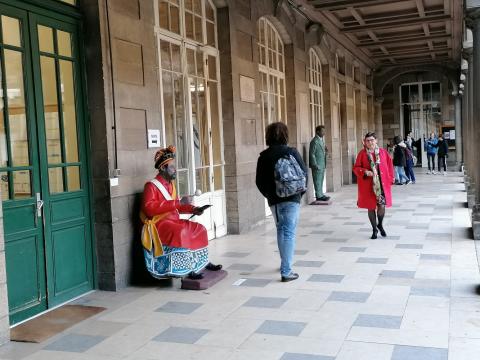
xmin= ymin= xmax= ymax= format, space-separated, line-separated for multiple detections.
xmin=353 ymin=132 xmax=394 ymax=239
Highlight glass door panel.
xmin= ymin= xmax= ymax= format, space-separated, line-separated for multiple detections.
xmin=0 ymin=6 xmax=46 ymax=325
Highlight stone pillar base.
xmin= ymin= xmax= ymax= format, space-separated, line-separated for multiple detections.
xmin=472 ymin=205 xmax=480 ymax=240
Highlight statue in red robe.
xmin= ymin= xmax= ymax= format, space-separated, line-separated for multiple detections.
xmin=140 ymin=146 xmax=221 ymax=279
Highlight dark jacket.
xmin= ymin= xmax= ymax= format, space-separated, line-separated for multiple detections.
xmin=393 ymin=145 xmax=406 ymax=167
xmin=435 ymin=139 xmax=449 ymax=157
xmin=255 ymin=145 xmax=307 ymax=207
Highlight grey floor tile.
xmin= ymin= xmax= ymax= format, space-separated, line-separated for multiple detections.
xmin=243 ymin=296 xmax=288 ymax=308
xmin=426 ymin=233 xmax=452 ymax=240
xmin=239 ymin=278 xmax=272 ymax=287
xmin=295 ymin=250 xmax=309 ymax=255
xmin=383 ymin=235 xmax=401 ymax=240
xmin=222 ymin=252 xmax=250 ymax=258
xmin=227 ymin=263 xmax=260 ymax=271
xmin=332 ymin=216 xmax=351 ymax=219
xmin=155 ymin=301 xmax=203 ymax=314
xmin=356 ymin=257 xmax=388 ymax=264
xmin=307 ymin=274 xmax=344 ymax=283
xmin=380 ymin=270 xmax=416 ymax=279
xmin=420 ymin=254 xmax=451 ymax=261
xmin=359 ymin=228 xmax=373 ymax=232
xmin=406 ymin=224 xmax=430 ymax=229
xmin=410 ymin=287 xmax=450 ymax=297
xmin=353 ymin=314 xmax=402 ymax=329
xmin=153 ymin=326 xmax=209 ymax=344
xmin=343 ymin=221 xmax=364 ymax=225
xmin=338 ymin=247 xmax=367 ymax=252
xmin=43 ymin=334 xmax=106 ymax=353
xmin=323 ymin=238 xmax=348 ymax=243
xmin=395 ymin=244 xmax=424 ymax=249
xmin=391 ymin=345 xmax=448 ymax=360
xmin=281 ymin=353 xmax=335 ymax=360
xmin=256 ymin=320 xmax=306 ymax=336
xmin=293 ymin=260 xmax=325 ymax=268
xmin=311 ymin=230 xmax=334 ymax=235
xmin=327 ymin=291 xmax=370 ymax=303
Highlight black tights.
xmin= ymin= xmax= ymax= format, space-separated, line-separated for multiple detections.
xmin=368 ymin=205 xmax=385 ymax=232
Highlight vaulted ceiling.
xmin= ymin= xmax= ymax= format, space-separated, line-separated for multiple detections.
xmin=303 ymin=0 xmax=464 ymax=69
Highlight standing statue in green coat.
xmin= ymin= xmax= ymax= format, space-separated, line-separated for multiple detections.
xmin=309 ymin=125 xmax=330 ymax=201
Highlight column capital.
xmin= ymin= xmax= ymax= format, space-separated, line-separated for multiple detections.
xmin=374 ymin=97 xmax=384 ymax=105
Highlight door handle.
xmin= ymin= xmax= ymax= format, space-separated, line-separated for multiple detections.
xmin=36 ymin=192 xmax=44 ymax=217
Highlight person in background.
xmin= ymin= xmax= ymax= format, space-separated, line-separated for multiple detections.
xmin=425 ymin=132 xmax=438 ymax=174
xmin=256 ymin=122 xmax=307 ymax=282
xmin=393 ymin=136 xmax=410 ymax=185
xmin=353 ymin=132 xmax=394 ymax=239
xmin=309 ymin=125 xmax=330 ymax=202
xmin=404 ymin=140 xmax=416 ymax=184
xmin=405 ymin=131 xmax=413 ymax=148
xmin=435 ymin=133 xmax=449 ymax=175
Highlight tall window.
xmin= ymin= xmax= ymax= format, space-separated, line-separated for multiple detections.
xmin=400 ymin=81 xmax=441 ymax=139
xmin=308 ymin=49 xmax=324 ymax=135
xmin=257 ymin=17 xmax=286 ymax=135
xmin=156 ymin=0 xmax=223 ymax=196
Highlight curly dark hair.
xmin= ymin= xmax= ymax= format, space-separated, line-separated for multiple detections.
xmin=265 ymin=122 xmax=289 ymax=146
xmin=364 ymin=132 xmax=376 ymax=139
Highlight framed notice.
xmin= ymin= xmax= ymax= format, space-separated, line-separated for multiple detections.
xmin=239 ymin=75 xmax=255 ymax=103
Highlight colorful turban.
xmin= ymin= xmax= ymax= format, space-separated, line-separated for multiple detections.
xmin=154 ymin=145 xmax=176 ymax=169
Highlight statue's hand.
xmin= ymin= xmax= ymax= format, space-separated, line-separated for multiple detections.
xmin=180 ymin=195 xmax=193 ymax=205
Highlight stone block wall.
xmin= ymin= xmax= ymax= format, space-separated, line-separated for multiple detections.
xmin=83 ymin=0 xmax=159 ymax=290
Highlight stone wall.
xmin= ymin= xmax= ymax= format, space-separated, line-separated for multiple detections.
xmin=82 ymin=0 xmax=378 ymax=287
xmin=83 ymin=0 xmax=159 ymax=289
xmin=219 ymin=0 xmax=375 ymax=231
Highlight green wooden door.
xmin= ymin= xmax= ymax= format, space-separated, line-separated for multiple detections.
xmin=0 ymin=3 xmax=93 ymax=325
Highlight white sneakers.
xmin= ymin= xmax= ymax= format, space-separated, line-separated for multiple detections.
xmin=427 ymin=170 xmax=431 ymax=174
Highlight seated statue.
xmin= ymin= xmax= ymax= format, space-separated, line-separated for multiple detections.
xmin=140 ymin=146 xmax=222 ymax=279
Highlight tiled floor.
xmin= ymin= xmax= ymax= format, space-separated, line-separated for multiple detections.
xmin=1 ymin=171 xmax=479 ymax=360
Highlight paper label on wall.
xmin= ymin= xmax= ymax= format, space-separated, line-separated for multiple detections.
xmin=148 ymin=129 xmax=161 ymax=148
xmin=450 ymin=130 xmax=455 ymax=140
xmin=239 ymin=75 xmax=255 ymax=103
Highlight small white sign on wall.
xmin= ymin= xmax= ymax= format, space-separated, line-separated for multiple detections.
xmin=148 ymin=129 xmax=161 ymax=148
xmin=239 ymin=75 xmax=255 ymax=103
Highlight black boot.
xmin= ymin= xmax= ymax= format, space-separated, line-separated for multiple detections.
xmin=377 ymin=225 xmax=387 ymax=237
xmin=206 ymin=262 xmax=222 ymax=271
xmin=188 ymin=272 xmax=204 ymax=280
xmin=371 ymin=229 xmax=378 ymax=239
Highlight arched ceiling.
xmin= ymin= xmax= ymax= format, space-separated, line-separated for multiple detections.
xmin=297 ymin=0 xmax=463 ymax=70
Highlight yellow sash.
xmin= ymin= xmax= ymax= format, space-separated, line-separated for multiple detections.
xmin=140 ymin=182 xmax=177 ymax=257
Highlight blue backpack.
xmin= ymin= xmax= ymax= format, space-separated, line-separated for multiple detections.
xmin=274 ymin=154 xmax=307 ymax=197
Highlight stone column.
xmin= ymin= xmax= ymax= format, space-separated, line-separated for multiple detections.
xmin=467 ymin=9 xmax=480 ymax=238
xmin=454 ymin=95 xmax=462 ymax=169
xmin=374 ymin=97 xmax=384 ymax=147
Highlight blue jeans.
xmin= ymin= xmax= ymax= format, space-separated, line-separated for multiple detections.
xmin=405 ymin=159 xmax=416 ymax=182
xmin=271 ymin=201 xmax=300 ymax=277
xmin=394 ymin=166 xmax=409 ymax=183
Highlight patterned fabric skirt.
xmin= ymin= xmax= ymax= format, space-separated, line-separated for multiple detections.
xmin=143 ymin=246 xmax=209 ymax=279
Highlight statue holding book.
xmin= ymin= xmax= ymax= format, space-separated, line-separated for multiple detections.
xmin=140 ymin=146 xmax=222 ymax=279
